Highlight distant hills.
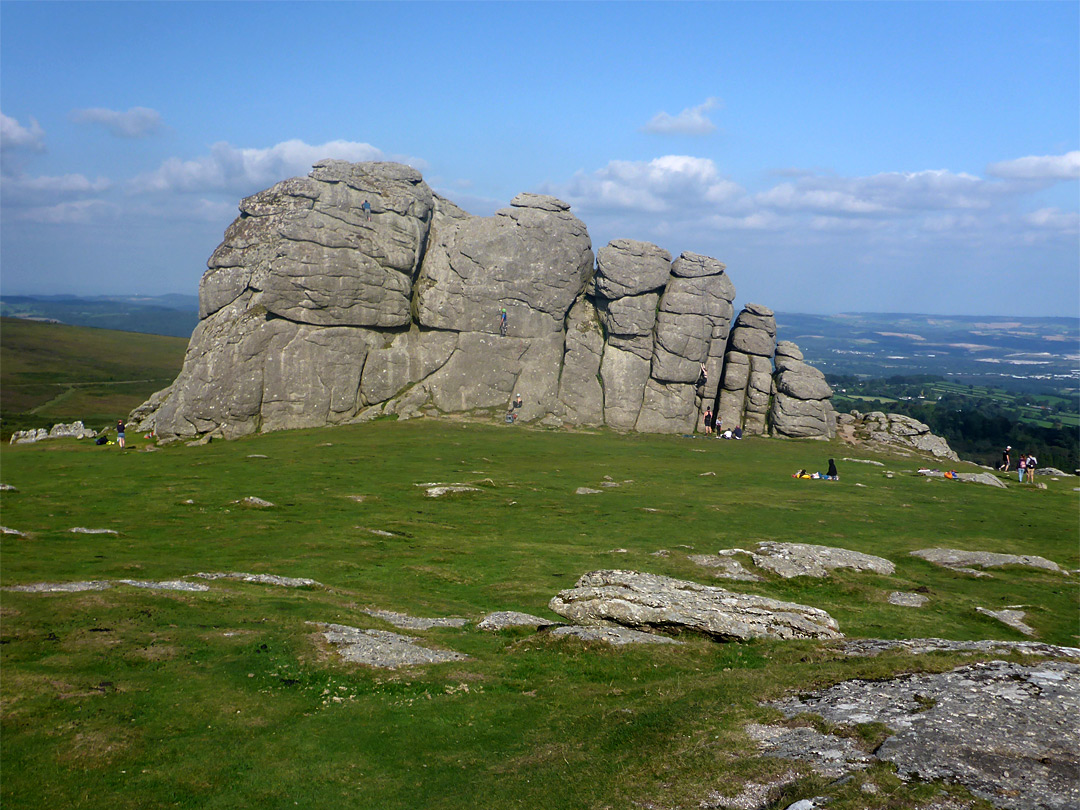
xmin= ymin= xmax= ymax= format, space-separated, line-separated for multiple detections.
xmin=0 ymin=294 xmax=199 ymax=338
xmin=776 ymin=312 xmax=1078 ymax=395
xmin=1 ymin=295 xmax=1076 ymax=397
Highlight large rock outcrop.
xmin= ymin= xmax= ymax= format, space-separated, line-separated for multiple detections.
xmin=131 ymin=160 xmax=834 ymax=442
xmin=549 ymin=569 xmax=842 ymax=641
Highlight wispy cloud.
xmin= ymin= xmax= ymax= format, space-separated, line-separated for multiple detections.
xmin=129 ymin=139 xmax=407 ymax=194
xmin=70 ymin=106 xmax=164 ymax=138
xmin=0 ymin=112 xmax=46 ymax=152
xmin=17 ymin=199 xmax=119 ymax=224
xmin=641 ymin=97 xmax=722 ymax=136
xmin=986 ymin=151 xmax=1080 ymax=181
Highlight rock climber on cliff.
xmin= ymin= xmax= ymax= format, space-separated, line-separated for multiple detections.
xmin=499 ymin=307 xmax=508 ymax=336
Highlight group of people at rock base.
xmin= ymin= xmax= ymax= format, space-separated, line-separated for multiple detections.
xmin=998 ymin=445 xmax=1039 ymax=482
xmin=702 ymin=407 xmax=742 ymax=439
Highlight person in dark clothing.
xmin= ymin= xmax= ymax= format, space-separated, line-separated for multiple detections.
xmin=703 ymin=407 xmax=714 ymax=434
xmin=826 ymin=459 xmax=838 ymax=480
xmin=116 ymin=420 xmax=126 ymax=449
xmin=999 ymin=446 xmax=1011 ymax=472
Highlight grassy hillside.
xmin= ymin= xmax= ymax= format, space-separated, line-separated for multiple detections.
xmin=2 ymin=421 xmax=1076 ymax=809
xmin=0 ymin=317 xmax=187 ymax=438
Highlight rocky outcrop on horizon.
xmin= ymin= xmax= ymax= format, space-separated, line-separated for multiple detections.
xmin=129 ymin=160 xmax=835 ymax=442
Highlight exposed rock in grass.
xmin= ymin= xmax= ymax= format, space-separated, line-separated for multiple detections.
xmin=69 ymin=527 xmax=119 ymax=535
xmin=976 ymin=607 xmax=1037 ymax=636
xmin=744 ymin=722 xmax=873 ymax=779
xmin=246 ymin=454 xmax=268 ymax=458
xmin=0 ymin=483 xmax=18 ymax=491
xmin=313 ymin=622 xmax=470 ymax=668
xmin=363 ymin=609 xmax=467 ymax=630
xmin=238 ymin=496 xmax=275 ymax=508
xmin=841 ymin=457 xmax=884 ymax=466
xmin=575 ymin=486 xmax=602 ymax=495
xmin=476 ymin=611 xmax=559 ymax=631
xmin=1 ymin=526 xmax=26 ymax=537
xmin=116 ymin=579 xmax=211 ymax=592
xmin=4 ymin=580 xmax=112 ymax=593
xmin=549 ymin=625 xmax=683 ymax=645
xmin=767 ymin=660 xmax=1080 ymax=810
xmin=194 ymin=572 xmax=321 ymax=588
xmin=9 ymin=421 xmax=98 ymax=444
xmin=887 ymin=591 xmax=929 ymax=607
xmin=835 ymin=638 xmax=1080 ymax=659
xmin=955 ymin=471 xmax=1008 ymax=488
xmin=425 ymin=485 xmax=481 ymax=497
xmin=688 ymin=554 xmax=763 ymax=581
xmin=698 ymin=771 xmax=801 ymax=810
xmin=549 ymin=570 xmax=842 ymax=641
xmin=911 ymin=548 xmax=1063 ymax=573
xmin=719 ymin=541 xmax=895 ymax=579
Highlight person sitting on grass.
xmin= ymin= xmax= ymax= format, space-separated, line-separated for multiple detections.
xmin=826 ymin=459 xmax=838 ymax=480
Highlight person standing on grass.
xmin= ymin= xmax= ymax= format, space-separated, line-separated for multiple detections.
xmin=1026 ymin=453 xmax=1038 ymax=483
xmin=999 ymin=445 xmax=1011 ymax=472
xmin=703 ymin=406 xmax=713 ymax=434
xmin=116 ymin=419 xmax=126 ymax=450
xmin=1017 ymin=452 xmax=1027 ymax=483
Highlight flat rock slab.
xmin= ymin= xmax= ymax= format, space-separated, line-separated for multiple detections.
xmin=69 ymin=527 xmax=119 ymax=535
xmin=363 ymin=609 xmax=467 ymax=630
xmin=549 ymin=570 xmax=842 ymax=641
xmin=549 ymin=625 xmax=683 ymax=645
xmin=476 ymin=611 xmax=559 ymax=631
xmin=4 ymin=580 xmax=113 ymax=593
xmin=955 ymin=471 xmax=1008 ymax=488
xmin=1 ymin=526 xmax=26 ymax=536
xmin=888 ymin=591 xmax=929 ymax=607
xmin=425 ymin=486 xmax=481 ymax=497
xmin=769 ymin=660 xmax=1080 ymax=810
xmin=194 ymin=572 xmax=322 ymax=588
xmin=724 ymin=541 xmax=895 ymax=578
xmin=116 ymin=579 xmax=211 ymax=592
xmin=911 ymin=548 xmax=1062 ymax=573
xmin=835 ymin=638 xmax=1080 ymax=660
xmin=575 ymin=487 xmax=603 ymax=495
xmin=976 ymin=607 xmax=1037 ymax=636
xmin=314 ymin=623 xmax=469 ymax=668
xmin=744 ymin=722 xmax=873 ymax=779
xmin=239 ymin=496 xmax=275 ymax=507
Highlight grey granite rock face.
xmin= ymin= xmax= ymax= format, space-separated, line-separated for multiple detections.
xmin=416 ymin=194 xmax=593 ymax=337
xmin=716 ymin=305 xmax=777 ymax=435
xmin=548 ymin=569 xmax=842 ymax=641
xmin=593 ymin=239 xmax=672 ymax=299
xmin=131 ymin=159 xmax=837 ymax=441
xmin=769 ymin=347 xmax=835 ymax=439
xmin=556 ymin=296 xmax=605 ymax=426
xmin=847 ymin=411 xmax=959 ymax=461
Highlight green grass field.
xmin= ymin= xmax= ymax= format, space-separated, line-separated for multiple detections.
xmin=2 ymin=420 xmax=1077 ymax=810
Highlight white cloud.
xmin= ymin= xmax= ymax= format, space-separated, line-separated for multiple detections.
xmin=70 ymin=106 xmax=164 ymax=138
xmin=641 ymin=97 xmax=722 ymax=136
xmin=130 ymin=139 xmax=405 ymax=194
xmin=550 ymin=155 xmax=745 ymax=213
xmin=5 ymin=173 xmax=110 ymax=195
xmin=0 ymin=112 xmax=45 ymax=152
xmin=757 ymin=169 xmax=996 ymax=215
xmin=986 ymin=151 xmax=1080 ymax=181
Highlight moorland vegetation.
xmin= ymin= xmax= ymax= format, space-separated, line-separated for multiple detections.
xmin=1 ymin=414 xmax=1077 ymax=809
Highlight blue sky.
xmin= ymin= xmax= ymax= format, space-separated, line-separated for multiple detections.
xmin=2 ymin=1 xmax=1077 ymax=316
